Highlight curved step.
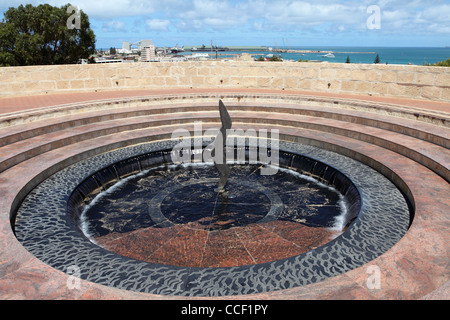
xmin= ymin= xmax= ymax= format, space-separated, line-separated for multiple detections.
xmin=1 ymin=107 xmax=448 ymax=183
xmin=1 ymin=119 xmax=448 ymax=299
xmin=1 ymin=93 xmax=448 ymax=144
xmin=1 ymin=102 xmax=447 ymax=151
xmin=2 ymin=120 xmax=444 ymax=224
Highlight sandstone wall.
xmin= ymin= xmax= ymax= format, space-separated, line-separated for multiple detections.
xmin=1 ymin=61 xmax=449 ymax=101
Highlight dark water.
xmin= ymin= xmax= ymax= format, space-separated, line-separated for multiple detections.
xmin=81 ymin=163 xmax=346 ymax=238
xmin=161 ymin=181 xmax=271 ymax=230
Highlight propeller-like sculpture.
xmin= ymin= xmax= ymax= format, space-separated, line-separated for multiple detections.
xmin=208 ymin=100 xmax=232 ymax=193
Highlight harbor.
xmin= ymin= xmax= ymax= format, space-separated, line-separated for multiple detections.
xmin=94 ymin=40 xmax=450 ymax=66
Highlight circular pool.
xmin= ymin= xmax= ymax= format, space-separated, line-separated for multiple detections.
xmin=13 ymin=140 xmax=412 ymax=296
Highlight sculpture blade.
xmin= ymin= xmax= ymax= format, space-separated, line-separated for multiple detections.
xmin=219 ymin=100 xmax=232 ymax=131
xmin=214 ymin=100 xmax=231 ymax=192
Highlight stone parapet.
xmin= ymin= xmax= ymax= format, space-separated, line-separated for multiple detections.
xmin=0 ymin=61 xmax=449 ymax=102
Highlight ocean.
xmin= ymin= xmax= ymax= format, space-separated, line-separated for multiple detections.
xmin=208 ymin=47 xmax=450 ymax=66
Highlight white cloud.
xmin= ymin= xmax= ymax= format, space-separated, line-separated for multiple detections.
xmin=0 ymin=0 xmax=165 ymax=19
xmin=171 ymin=0 xmax=371 ymax=32
xmin=419 ymin=4 xmax=450 ymax=29
xmin=102 ymin=20 xmax=125 ymax=32
xmin=146 ymin=19 xmax=171 ymax=31
xmin=179 ymin=0 xmax=250 ymax=30
xmin=1 ymin=0 xmax=449 ymax=36
xmin=377 ymin=3 xmax=450 ymax=35
xmin=252 ymin=1 xmax=365 ymax=22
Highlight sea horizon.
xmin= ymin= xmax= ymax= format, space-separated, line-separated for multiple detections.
xmin=219 ymin=46 xmax=450 ymax=66
xmin=96 ymin=45 xmax=450 ymax=66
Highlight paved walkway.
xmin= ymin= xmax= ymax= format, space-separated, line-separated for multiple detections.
xmin=1 ymin=88 xmax=449 ymax=115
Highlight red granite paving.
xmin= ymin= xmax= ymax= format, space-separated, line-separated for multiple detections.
xmin=95 ymin=225 xmax=184 ymax=261
xmin=235 ymin=224 xmax=315 ymax=264
xmin=147 ymin=228 xmax=208 ymax=267
xmin=93 ymin=220 xmax=336 ymax=268
xmin=260 ymin=220 xmax=337 ymax=251
xmin=201 ymin=229 xmax=255 ymax=268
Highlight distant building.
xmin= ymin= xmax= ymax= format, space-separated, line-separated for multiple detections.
xmin=118 ymin=41 xmax=132 ymax=54
xmin=120 ymin=40 xmax=155 ymax=55
xmin=141 ymin=45 xmax=156 ymax=62
xmin=117 ymin=48 xmax=132 ymax=54
xmin=139 ymin=40 xmax=154 ymax=52
xmin=122 ymin=41 xmax=131 ymax=51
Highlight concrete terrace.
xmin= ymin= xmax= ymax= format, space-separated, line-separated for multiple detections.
xmin=0 ymin=61 xmax=449 ymax=300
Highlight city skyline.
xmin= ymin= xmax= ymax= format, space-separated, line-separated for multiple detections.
xmin=1 ymin=0 xmax=450 ymax=49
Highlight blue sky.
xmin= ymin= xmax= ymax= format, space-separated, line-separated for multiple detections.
xmin=1 ymin=0 xmax=450 ymax=48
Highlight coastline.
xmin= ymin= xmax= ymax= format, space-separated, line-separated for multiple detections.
xmin=168 ymin=46 xmax=450 ymax=66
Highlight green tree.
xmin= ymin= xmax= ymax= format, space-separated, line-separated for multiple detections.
xmin=257 ymin=55 xmax=282 ymax=62
xmin=0 ymin=3 xmax=95 ymax=66
xmin=426 ymin=58 xmax=450 ymax=67
xmin=374 ymin=54 xmax=380 ymax=64
xmin=268 ymin=55 xmax=282 ymax=62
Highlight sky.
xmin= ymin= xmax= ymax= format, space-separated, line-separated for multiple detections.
xmin=1 ymin=0 xmax=450 ymax=49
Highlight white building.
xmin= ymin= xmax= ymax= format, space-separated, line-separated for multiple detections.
xmin=141 ymin=45 xmax=156 ymax=62
xmin=121 ymin=40 xmax=154 ymax=52
xmin=139 ymin=40 xmax=154 ymax=52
